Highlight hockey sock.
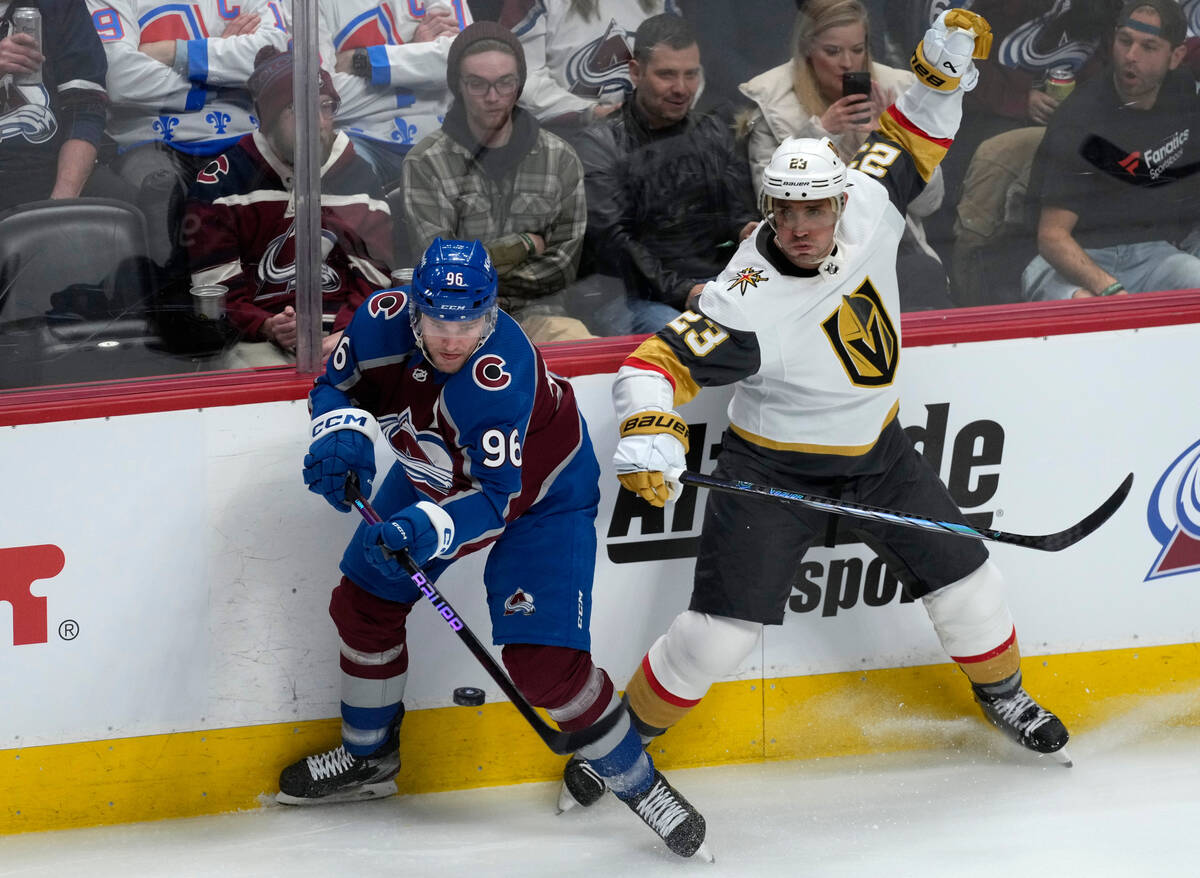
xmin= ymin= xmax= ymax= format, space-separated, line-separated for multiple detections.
xmin=954 ymin=633 xmax=1021 ymax=686
xmin=624 ymin=692 xmax=668 ymax=745
xmin=342 ymin=702 xmax=404 ymax=757
xmin=583 ymin=718 xmax=654 ymax=799
xmin=625 ymin=659 xmax=701 ymax=733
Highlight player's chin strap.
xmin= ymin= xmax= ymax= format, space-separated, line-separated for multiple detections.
xmin=344 ymin=475 xmax=624 ymax=754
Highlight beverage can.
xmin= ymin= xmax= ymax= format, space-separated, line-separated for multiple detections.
xmin=1044 ymin=66 xmax=1076 ymax=103
xmin=190 ymin=283 xmax=227 ymax=320
xmin=11 ymin=6 xmax=43 ymax=86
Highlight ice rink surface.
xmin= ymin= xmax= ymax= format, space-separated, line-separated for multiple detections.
xmin=4 ymin=709 xmax=1200 ymax=878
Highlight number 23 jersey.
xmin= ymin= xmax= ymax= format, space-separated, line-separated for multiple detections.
xmin=616 ymin=100 xmax=953 ymax=457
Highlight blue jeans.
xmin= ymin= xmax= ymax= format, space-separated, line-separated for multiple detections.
xmin=1021 ymin=239 xmax=1200 ymax=300
xmin=568 ymin=273 xmax=681 ymax=336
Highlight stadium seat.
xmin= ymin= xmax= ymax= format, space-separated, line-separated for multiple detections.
xmin=0 ymin=198 xmax=180 ymax=388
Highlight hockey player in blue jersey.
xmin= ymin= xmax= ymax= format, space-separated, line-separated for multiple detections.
xmin=278 ymin=237 xmax=710 ymax=860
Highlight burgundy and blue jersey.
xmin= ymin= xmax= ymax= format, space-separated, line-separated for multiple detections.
xmin=310 ymin=289 xmax=587 ymax=560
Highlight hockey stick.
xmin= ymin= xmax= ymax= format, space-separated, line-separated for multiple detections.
xmin=343 ymin=477 xmax=622 ymax=755
xmin=673 ymin=469 xmax=1134 ymax=552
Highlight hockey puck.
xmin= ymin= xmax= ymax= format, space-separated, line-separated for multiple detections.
xmin=453 ymin=686 xmax=486 ymax=707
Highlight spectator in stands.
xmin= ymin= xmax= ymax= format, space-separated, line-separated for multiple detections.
xmin=738 ymin=0 xmax=950 ymax=311
xmin=570 ymin=13 xmax=757 ymax=335
xmin=317 ymin=0 xmax=468 ymax=195
xmin=1022 ymin=0 xmax=1200 ymax=301
xmin=924 ymin=0 xmax=1116 ymax=263
xmin=402 ymin=21 xmax=592 ymax=343
xmin=494 ymin=0 xmax=672 ymax=135
xmin=184 ymin=48 xmax=393 ymax=368
xmin=84 ymin=0 xmax=289 ymax=280
xmin=0 ymin=0 xmax=111 ymax=211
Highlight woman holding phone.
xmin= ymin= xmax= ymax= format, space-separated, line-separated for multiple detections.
xmin=738 ymin=0 xmax=952 ymax=309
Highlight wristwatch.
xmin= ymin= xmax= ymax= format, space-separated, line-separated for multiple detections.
xmin=352 ymin=48 xmax=370 ymax=79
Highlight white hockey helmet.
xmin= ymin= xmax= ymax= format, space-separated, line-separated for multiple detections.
xmin=761 ymin=136 xmax=847 ymax=202
xmin=760 ymin=136 xmax=848 ymax=230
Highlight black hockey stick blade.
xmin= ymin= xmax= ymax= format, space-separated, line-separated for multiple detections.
xmin=677 ymin=470 xmax=1134 ymax=552
xmin=343 ymin=477 xmax=621 ymax=754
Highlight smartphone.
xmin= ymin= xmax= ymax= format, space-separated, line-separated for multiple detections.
xmin=842 ymin=71 xmax=872 ymax=98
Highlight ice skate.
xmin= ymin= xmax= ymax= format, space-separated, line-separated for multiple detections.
xmin=618 ymin=769 xmax=713 ymax=861
xmin=277 ymin=722 xmax=401 ymax=805
xmin=974 ymin=682 xmax=1072 ymax=765
xmin=557 ymin=755 xmax=608 ymax=813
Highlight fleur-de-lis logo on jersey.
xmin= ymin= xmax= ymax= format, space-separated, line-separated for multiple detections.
xmin=727 ymin=267 xmax=767 ymax=295
xmin=153 ymin=115 xmax=180 ymax=141
xmin=205 ymin=110 xmax=231 ymax=134
xmin=391 ymin=118 xmax=418 ymax=144
xmin=821 ymin=277 xmax=898 ymax=387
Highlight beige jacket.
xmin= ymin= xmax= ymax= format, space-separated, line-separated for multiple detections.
xmin=738 ymin=61 xmax=943 ymax=256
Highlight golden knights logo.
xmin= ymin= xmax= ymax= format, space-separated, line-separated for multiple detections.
xmin=821 ymin=278 xmax=898 ymax=387
xmin=727 ymin=267 xmax=767 ymax=295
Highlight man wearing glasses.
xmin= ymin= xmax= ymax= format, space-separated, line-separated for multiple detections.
xmin=402 ymin=21 xmax=593 ymax=343
xmin=183 ymin=48 xmax=393 ymax=367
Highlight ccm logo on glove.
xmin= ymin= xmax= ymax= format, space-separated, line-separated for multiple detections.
xmin=311 ymin=408 xmax=378 ymax=441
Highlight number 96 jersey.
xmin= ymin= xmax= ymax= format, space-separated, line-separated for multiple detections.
xmin=310 ymin=290 xmax=588 ymax=561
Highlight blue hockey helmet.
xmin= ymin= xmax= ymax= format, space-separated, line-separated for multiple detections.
xmin=411 ymin=237 xmax=498 ymax=322
xmin=410 ymin=238 xmax=499 ymax=358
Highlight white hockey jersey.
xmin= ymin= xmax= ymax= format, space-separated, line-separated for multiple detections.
xmin=86 ymin=0 xmax=289 ymax=153
xmin=317 ymin=0 xmax=472 ymax=149
xmin=500 ymin=0 xmax=677 ymax=120
xmin=614 ymin=79 xmax=963 ymax=456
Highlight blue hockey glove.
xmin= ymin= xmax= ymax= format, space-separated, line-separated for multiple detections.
xmin=303 ymin=408 xmax=378 ymax=512
xmin=362 ymin=501 xmax=456 ymax=576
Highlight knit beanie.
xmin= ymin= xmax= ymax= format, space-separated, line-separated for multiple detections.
xmin=445 ymin=21 xmax=527 ymax=100
xmin=248 ymin=47 xmax=340 ymax=131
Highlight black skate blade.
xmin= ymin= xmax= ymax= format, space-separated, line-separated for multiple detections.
xmin=275 ymin=779 xmax=398 ymax=806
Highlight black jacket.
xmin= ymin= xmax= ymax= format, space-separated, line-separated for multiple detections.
xmin=573 ymin=99 xmax=757 ymax=309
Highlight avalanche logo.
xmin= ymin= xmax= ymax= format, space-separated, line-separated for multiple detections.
xmin=368 ymin=289 xmax=408 ymax=320
xmin=563 ymin=19 xmax=634 ymax=98
xmin=997 ymin=0 xmax=1097 ymax=74
xmin=503 ymin=589 xmax=535 ymax=616
xmin=1146 ymin=438 xmax=1200 ymax=581
xmin=257 ymin=225 xmax=341 ymax=299
xmin=473 ymin=355 xmax=511 ymax=391
xmin=0 ymin=82 xmax=57 ymax=145
xmin=379 ymin=408 xmax=455 ymax=494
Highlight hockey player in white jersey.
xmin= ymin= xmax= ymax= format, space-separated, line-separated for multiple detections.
xmin=560 ymin=8 xmax=1073 ymax=811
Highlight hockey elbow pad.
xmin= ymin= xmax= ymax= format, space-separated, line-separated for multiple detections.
xmin=614 ymin=410 xmax=688 ymax=507
xmin=304 ymin=408 xmax=378 ymax=512
xmin=911 ymin=9 xmax=992 ymax=93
